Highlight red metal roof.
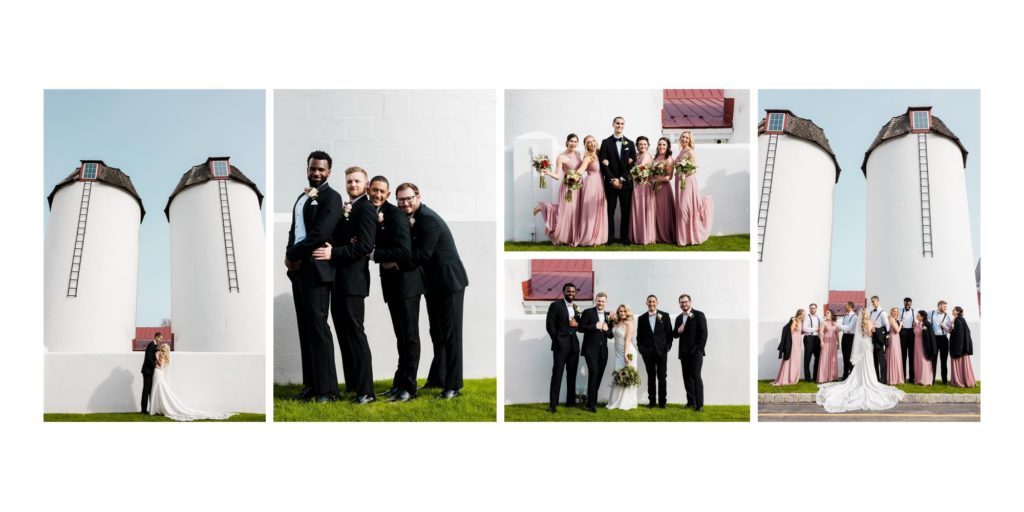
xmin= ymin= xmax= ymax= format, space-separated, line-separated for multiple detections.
xmin=662 ymin=89 xmax=733 ymax=129
xmin=826 ymin=290 xmax=866 ymax=316
xmin=522 ymin=260 xmax=594 ymax=301
xmin=132 ymin=327 xmax=174 ymax=351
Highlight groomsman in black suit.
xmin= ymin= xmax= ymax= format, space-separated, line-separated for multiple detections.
xmin=868 ymin=295 xmax=888 ymax=383
xmin=546 ymin=282 xmax=581 ymax=412
xmin=840 ymin=302 xmax=858 ymax=380
xmin=368 ymin=176 xmax=424 ymax=403
xmin=140 ymin=332 xmax=161 ymax=413
xmin=578 ymin=292 xmax=613 ymax=412
xmin=673 ymin=294 xmax=708 ymax=411
xmin=929 ymin=300 xmax=953 ymax=384
xmin=397 ymin=183 xmax=469 ymax=400
xmin=802 ymin=303 xmax=822 ymax=382
xmin=286 ymin=150 xmax=344 ymax=403
xmin=637 ymin=295 xmax=674 ymax=408
xmin=899 ymin=297 xmax=916 ymax=384
xmin=598 ymin=116 xmax=637 ymax=244
xmin=314 ymin=166 xmax=377 ymax=404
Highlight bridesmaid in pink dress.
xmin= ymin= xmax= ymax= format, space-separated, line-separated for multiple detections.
xmin=949 ymin=307 xmax=977 ymax=387
xmin=629 ymin=136 xmax=655 ymax=244
xmin=533 ymin=133 xmax=581 ymax=245
xmin=886 ymin=308 xmax=905 ymax=384
xmin=912 ymin=311 xmax=934 ymax=385
xmin=574 ymin=135 xmax=608 ymax=246
xmin=816 ymin=310 xmax=840 ymax=383
xmin=673 ymin=131 xmax=714 ymax=246
xmin=652 ymin=137 xmax=676 ymax=244
xmin=773 ymin=310 xmax=804 ymax=386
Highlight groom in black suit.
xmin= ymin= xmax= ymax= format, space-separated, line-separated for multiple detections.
xmin=546 ymin=282 xmax=581 ymax=413
xmin=314 ymin=166 xmax=377 ymax=404
xmin=286 ymin=150 xmax=344 ymax=403
xmin=598 ymin=116 xmax=637 ymax=244
xmin=139 ymin=332 xmax=161 ymax=414
xmin=637 ymin=295 xmax=674 ymax=408
xmin=397 ymin=183 xmax=470 ymax=400
xmin=369 ymin=176 xmax=425 ymax=403
xmin=674 ymin=294 xmax=708 ymax=411
xmin=578 ymin=291 xmax=613 ymax=412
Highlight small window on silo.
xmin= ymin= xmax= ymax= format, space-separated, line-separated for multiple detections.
xmin=911 ymin=110 xmax=930 ymax=131
xmin=766 ymin=112 xmax=786 ymax=133
xmin=81 ymin=162 xmax=98 ymax=180
xmin=212 ymin=160 xmax=229 ymax=178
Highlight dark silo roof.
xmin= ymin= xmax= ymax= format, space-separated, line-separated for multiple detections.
xmin=164 ymin=157 xmax=264 ymax=220
xmin=758 ymin=110 xmax=841 ymax=183
xmin=861 ymin=107 xmax=969 ymax=175
xmin=46 ymin=160 xmax=146 ymax=222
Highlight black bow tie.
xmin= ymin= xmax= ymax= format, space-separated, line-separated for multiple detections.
xmin=615 ymin=137 xmax=622 ymax=141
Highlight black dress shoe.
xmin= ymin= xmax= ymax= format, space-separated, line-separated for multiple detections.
xmin=316 ymin=393 xmax=340 ymax=403
xmin=646 ymin=403 xmax=656 ymax=409
xmin=586 ymin=405 xmax=597 ymax=413
xmin=658 ymin=403 xmax=667 ymax=409
xmin=388 ymin=390 xmax=415 ymax=402
xmin=547 ymin=405 xmax=557 ymax=413
xmin=379 ymin=387 xmax=400 ymax=399
xmin=291 ymin=386 xmax=314 ymax=401
xmin=436 ymin=389 xmax=461 ymax=400
xmin=693 ymin=406 xmax=704 ymax=413
xmin=352 ymin=394 xmax=376 ymax=405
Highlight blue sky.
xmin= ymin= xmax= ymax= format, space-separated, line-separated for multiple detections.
xmin=44 ymin=90 xmax=266 ymax=326
xmin=759 ymin=89 xmax=980 ymax=290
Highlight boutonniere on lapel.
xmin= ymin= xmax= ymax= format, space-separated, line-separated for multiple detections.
xmin=657 ymin=313 xmax=663 ymax=321
xmin=408 ymin=216 xmax=416 ymax=228
xmin=377 ymin=211 xmax=385 ymax=228
xmin=687 ymin=311 xmax=694 ymax=319
xmin=304 ymin=187 xmax=319 ymax=205
xmin=572 ymin=304 xmax=582 ymax=316
xmin=343 ymin=202 xmax=352 ymax=220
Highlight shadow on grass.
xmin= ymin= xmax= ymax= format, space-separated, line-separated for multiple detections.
xmin=504 ymin=234 xmax=750 ymax=252
xmin=43 ymin=413 xmax=265 ymax=422
xmin=757 ymin=379 xmax=981 ymax=394
xmin=504 ymin=403 xmax=749 ymax=422
xmin=274 ymin=378 xmax=497 ymax=422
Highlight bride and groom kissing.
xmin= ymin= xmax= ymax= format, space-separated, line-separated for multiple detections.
xmin=546 ymin=283 xmax=708 ymax=414
xmin=285 ymin=150 xmax=468 ymax=405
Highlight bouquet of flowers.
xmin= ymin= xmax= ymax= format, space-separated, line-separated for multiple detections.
xmin=612 ymin=354 xmax=641 ymax=387
xmin=563 ymin=168 xmax=583 ymax=202
xmin=649 ymin=161 xmax=669 ymax=192
xmin=675 ymin=158 xmax=697 ymax=191
xmin=629 ymin=163 xmax=650 ymax=185
xmin=532 ymin=154 xmax=552 ymax=189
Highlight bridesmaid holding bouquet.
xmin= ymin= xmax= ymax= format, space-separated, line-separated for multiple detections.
xmin=574 ymin=135 xmax=608 ymax=246
xmin=534 ymin=133 xmax=581 ymax=245
xmin=817 ymin=310 xmax=839 ymax=383
xmin=652 ymin=137 xmax=676 ymax=244
xmin=673 ymin=131 xmax=714 ymax=246
xmin=886 ymin=307 xmax=905 ymax=384
xmin=629 ymin=136 xmax=655 ymax=244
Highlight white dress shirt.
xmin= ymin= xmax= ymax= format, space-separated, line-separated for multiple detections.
xmin=615 ymin=137 xmax=623 ymax=158
xmin=869 ymin=308 xmax=886 ymax=329
xmin=648 ymin=311 xmax=657 ymax=332
xmin=930 ymin=310 xmax=951 ymax=336
xmin=293 ymin=194 xmax=310 ymax=244
xmin=841 ymin=312 xmax=857 ymax=334
xmin=803 ymin=314 xmax=821 ymax=336
xmin=899 ymin=308 xmax=915 ymax=329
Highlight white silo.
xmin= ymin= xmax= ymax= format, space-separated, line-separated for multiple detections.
xmin=864 ymin=107 xmax=978 ymax=319
xmin=44 ymin=160 xmax=143 ymax=352
xmin=757 ymin=110 xmax=841 ymax=321
xmin=166 ymin=157 xmax=265 ymax=352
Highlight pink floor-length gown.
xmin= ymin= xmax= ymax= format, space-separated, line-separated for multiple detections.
xmin=773 ymin=328 xmax=803 ymax=386
xmin=912 ymin=322 xmax=934 ymax=385
xmin=575 ymin=158 xmax=608 ymax=246
xmin=629 ymin=156 xmax=655 ymax=244
xmin=886 ymin=320 xmax=905 ymax=384
xmin=817 ymin=322 xmax=839 ymax=383
xmin=652 ymin=156 xmax=676 ymax=243
xmin=951 ymin=356 xmax=976 ymax=387
xmin=539 ymin=152 xmax=581 ymax=245
xmin=673 ymin=157 xmax=714 ymax=246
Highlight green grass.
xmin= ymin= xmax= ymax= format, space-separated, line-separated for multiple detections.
xmin=758 ymin=379 xmax=981 ymax=394
xmin=43 ymin=413 xmax=265 ymax=422
xmin=504 ymin=234 xmax=750 ymax=252
xmin=274 ymin=378 xmax=496 ymax=422
xmin=504 ymin=403 xmax=749 ymax=422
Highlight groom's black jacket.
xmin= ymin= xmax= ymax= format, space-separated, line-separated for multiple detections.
xmin=286 ymin=182 xmax=343 ymax=284
xmin=141 ymin=341 xmax=158 ymax=375
xmin=372 ymin=201 xmax=424 ymax=301
xmin=329 ymin=194 xmax=376 ymax=297
xmin=598 ymin=135 xmax=637 ymax=189
xmin=578 ymin=307 xmax=613 ymax=357
xmin=637 ymin=310 xmax=674 ymax=356
xmin=673 ymin=309 xmax=708 ymax=358
xmin=777 ymin=322 xmax=794 ymax=360
xmin=546 ymin=300 xmax=581 ymax=353
xmin=408 ymin=203 xmax=468 ymax=297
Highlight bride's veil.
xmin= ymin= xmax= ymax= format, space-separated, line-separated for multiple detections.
xmin=850 ymin=310 xmax=869 ymax=365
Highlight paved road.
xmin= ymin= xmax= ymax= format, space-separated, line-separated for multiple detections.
xmin=758 ymin=403 xmax=980 ymax=422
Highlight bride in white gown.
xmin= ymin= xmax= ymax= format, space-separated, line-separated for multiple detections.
xmin=606 ymin=304 xmax=640 ymax=410
xmin=816 ymin=311 xmax=905 ymax=412
xmin=150 ymin=344 xmax=234 ymax=421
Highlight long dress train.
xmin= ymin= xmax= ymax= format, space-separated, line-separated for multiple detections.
xmin=816 ymin=316 xmax=905 ymax=412
xmin=150 ymin=367 xmax=234 ymax=422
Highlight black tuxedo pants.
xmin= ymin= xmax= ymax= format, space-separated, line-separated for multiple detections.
xmin=803 ymin=335 xmax=820 ymax=382
xmin=291 ymin=276 xmax=339 ymax=396
xmin=551 ymin=343 xmax=579 ymax=408
xmin=388 ymin=296 xmax=421 ymax=394
xmin=332 ymin=295 xmax=374 ymax=396
xmin=584 ymin=343 xmax=609 ymax=408
xmin=681 ymin=353 xmax=704 ymax=409
xmin=141 ymin=373 xmax=153 ymax=413
xmin=900 ymin=327 xmax=915 ymax=383
xmin=934 ymin=334 xmax=950 ymax=384
xmin=424 ymin=290 xmax=464 ymax=391
xmin=640 ymin=349 xmax=667 ymax=406
xmin=841 ymin=333 xmax=855 ymax=380
xmin=872 ymin=329 xmax=888 ymax=384
xmin=605 ymin=185 xmax=632 ymax=244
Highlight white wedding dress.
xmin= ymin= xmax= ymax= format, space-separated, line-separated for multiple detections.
xmin=150 ymin=365 xmax=234 ymax=422
xmin=815 ymin=313 xmax=905 ymax=413
xmin=606 ymin=324 xmax=639 ymax=410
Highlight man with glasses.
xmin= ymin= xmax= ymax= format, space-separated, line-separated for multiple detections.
xmin=673 ymin=294 xmax=708 ymax=412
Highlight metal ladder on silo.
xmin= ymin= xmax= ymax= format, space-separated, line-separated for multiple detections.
xmin=66 ymin=181 xmax=92 ymax=297
xmin=219 ymin=180 xmax=240 ymax=292
xmin=918 ymin=133 xmax=934 ymax=257
xmin=757 ymin=134 xmax=779 ymax=262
